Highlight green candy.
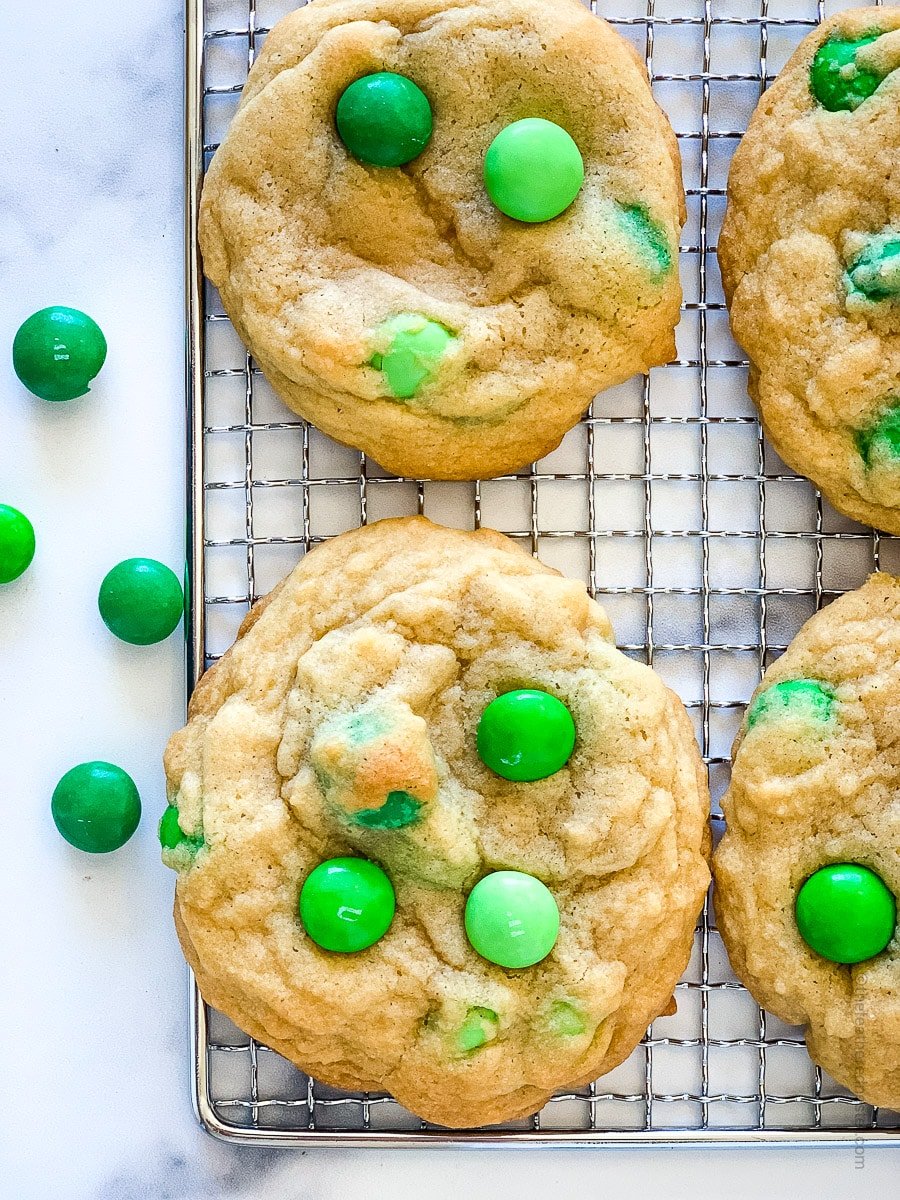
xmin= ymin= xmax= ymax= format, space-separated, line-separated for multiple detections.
xmin=353 ymin=789 xmax=422 ymax=829
xmin=619 ymin=205 xmax=672 ymax=276
xmin=858 ymin=405 xmax=900 ymax=467
xmin=99 ymin=557 xmax=184 ymax=645
xmin=336 ymin=72 xmax=433 ymax=168
xmin=747 ymin=679 xmax=835 ymax=728
xmin=477 ymin=689 xmax=575 ymax=782
xmin=372 ymin=314 xmax=454 ymax=398
xmin=51 ymin=761 xmax=141 ymax=854
xmin=484 ymin=118 xmax=584 ymax=223
xmin=847 ymin=232 xmax=900 ymax=300
xmin=464 ymin=870 xmax=560 ymax=969
xmin=299 ymin=857 xmax=395 ymax=953
xmin=457 ymin=1006 xmax=499 ymax=1053
xmin=796 ymin=863 xmax=896 ymax=964
xmin=810 ymin=35 xmax=885 ymax=112
xmin=158 ymin=804 xmax=204 ymax=854
xmin=546 ymin=1000 xmax=587 ymax=1038
xmin=0 ymin=504 xmax=36 ymax=584
xmin=13 ymin=306 xmax=107 ymax=402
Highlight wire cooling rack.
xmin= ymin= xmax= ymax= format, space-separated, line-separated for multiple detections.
xmin=185 ymin=0 xmax=900 ymax=1145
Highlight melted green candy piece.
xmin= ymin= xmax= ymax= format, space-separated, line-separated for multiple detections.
xmin=619 ymin=205 xmax=672 ymax=276
xmin=747 ymin=679 xmax=835 ymax=728
xmin=457 ymin=1006 xmax=500 ymax=1053
xmin=546 ymin=1000 xmax=587 ymax=1038
xmin=371 ymin=314 xmax=455 ymax=398
xmin=353 ymin=789 xmax=422 ymax=830
xmin=857 ymin=405 xmax=900 ymax=467
xmin=847 ymin=232 xmax=900 ymax=300
xmin=159 ymin=804 xmax=204 ymax=856
xmin=810 ymin=35 xmax=885 ymax=111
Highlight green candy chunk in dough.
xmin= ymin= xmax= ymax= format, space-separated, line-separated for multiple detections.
xmin=857 ymin=405 xmax=900 ymax=468
xmin=159 ymin=804 xmax=204 ymax=857
xmin=810 ymin=35 xmax=885 ymax=111
xmin=546 ymin=1000 xmax=587 ymax=1038
xmin=371 ymin=314 xmax=455 ymax=399
xmin=618 ymin=205 xmax=672 ymax=276
xmin=352 ymin=789 xmax=422 ymax=830
xmin=457 ymin=1007 xmax=500 ymax=1053
xmin=747 ymin=679 xmax=835 ymax=729
xmin=847 ymin=232 xmax=900 ymax=300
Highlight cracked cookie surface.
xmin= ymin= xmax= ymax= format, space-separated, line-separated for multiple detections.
xmin=714 ymin=575 xmax=900 ymax=1109
xmin=718 ymin=8 xmax=900 ymax=532
xmin=163 ymin=517 xmax=709 ymax=1127
xmin=199 ymin=0 xmax=684 ymax=480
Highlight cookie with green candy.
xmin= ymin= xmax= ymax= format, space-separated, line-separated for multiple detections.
xmin=199 ymin=0 xmax=685 ymax=480
xmin=715 ymin=574 xmax=900 ymax=1111
xmin=719 ymin=8 xmax=900 ymax=533
xmin=164 ymin=517 xmax=709 ymax=1127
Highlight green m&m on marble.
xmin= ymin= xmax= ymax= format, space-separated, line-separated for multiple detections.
xmin=796 ymin=863 xmax=896 ymax=964
xmin=13 ymin=306 xmax=107 ymax=402
xmin=99 ymin=557 xmax=184 ymax=645
xmin=299 ymin=857 xmax=395 ymax=953
xmin=484 ymin=118 xmax=584 ymax=223
xmin=0 ymin=504 xmax=36 ymax=584
xmin=336 ymin=72 xmax=433 ymax=167
xmin=464 ymin=870 xmax=560 ymax=969
xmin=51 ymin=761 xmax=141 ymax=853
xmin=477 ymin=688 xmax=576 ymax=781
xmin=810 ymin=35 xmax=885 ymax=112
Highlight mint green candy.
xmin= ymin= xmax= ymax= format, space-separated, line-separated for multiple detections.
xmin=810 ymin=35 xmax=884 ymax=111
xmin=857 ymin=405 xmax=900 ymax=467
xmin=353 ymin=789 xmax=422 ymax=829
xmin=484 ymin=118 xmax=584 ymax=223
xmin=847 ymin=232 xmax=900 ymax=300
xmin=747 ymin=679 xmax=835 ymax=728
xmin=457 ymin=1006 xmax=499 ymax=1053
xmin=0 ymin=504 xmax=36 ymax=584
xmin=796 ymin=863 xmax=896 ymax=964
xmin=464 ymin=870 xmax=560 ymax=969
xmin=372 ymin=314 xmax=454 ymax=398
xmin=477 ymin=689 xmax=576 ymax=782
xmin=546 ymin=1000 xmax=587 ymax=1038
xmin=299 ymin=857 xmax=395 ymax=953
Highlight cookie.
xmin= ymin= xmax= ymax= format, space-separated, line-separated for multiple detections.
xmin=714 ymin=575 xmax=900 ymax=1109
xmin=718 ymin=8 xmax=900 ymax=532
xmin=162 ymin=517 xmax=710 ymax=1127
xmin=199 ymin=0 xmax=685 ymax=481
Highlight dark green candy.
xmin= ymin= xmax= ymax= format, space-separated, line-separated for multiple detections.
xmin=747 ymin=679 xmax=835 ymax=728
xmin=796 ymin=863 xmax=896 ymax=964
xmin=336 ymin=72 xmax=433 ymax=168
xmin=51 ymin=761 xmax=141 ymax=853
xmin=159 ymin=804 xmax=204 ymax=854
xmin=477 ymin=689 xmax=576 ymax=782
xmin=619 ymin=204 xmax=672 ymax=276
xmin=0 ymin=504 xmax=36 ymax=584
xmin=857 ymin=405 xmax=900 ymax=468
xmin=13 ymin=306 xmax=107 ymax=402
xmin=353 ymin=789 xmax=422 ymax=829
xmin=99 ymin=557 xmax=184 ymax=645
xmin=847 ymin=233 xmax=900 ymax=300
xmin=810 ymin=35 xmax=885 ymax=112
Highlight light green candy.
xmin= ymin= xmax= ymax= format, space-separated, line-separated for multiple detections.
xmin=847 ymin=232 xmax=900 ymax=301
xmin=457 ymin=1006 xmax=500 ymax=1053
xmin=546 ymin=1000 xmax=587 ymax=1038
xmin=371 ymin=314 xmax=455 ymax=398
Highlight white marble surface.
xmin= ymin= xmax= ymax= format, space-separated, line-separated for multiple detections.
xmin=0 ymin=1 xmax=897 ymax=1196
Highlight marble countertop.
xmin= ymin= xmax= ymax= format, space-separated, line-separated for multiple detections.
xmin=0 ymin=1 xmax=896 ymax=1196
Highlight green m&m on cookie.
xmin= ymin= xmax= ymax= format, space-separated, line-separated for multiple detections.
xmin=747 ymin=679 xmax=835 ymax=728
xmin=464 ymin=870 xmax=560 ymax=968
xmin=99 ymin=558 xmax=184 ymax=645
xmin=857 ymin=405 xmax=900 ymax=469
xmin=477 ymin=688 xmax=575 ymax=781
xmin=0 ymin=504 xmax=36 ymax=584
xmin=371 ymin=313 xmax=455 ymax=398
xmin=847 ymin=232 xmax=900 ymax=301
xmin=13 ymin=306 xmax=107 ymax=402
xmin=484 ymin=118 xmax=584 ymax=223
xmin=336 ymin=72 xmax=433 ymax=167
xmin=457 ymin=1006 xmax=500 ymax=1053
xmin=810 ymin=35 xmax=885 ymax=112
xmin=299 ymin=857 xmax=395 ymax=953
xmin=796 ymin=863 xmax=896 ymax=964
xmin=51 ymin=761 xmax=141 ymax=853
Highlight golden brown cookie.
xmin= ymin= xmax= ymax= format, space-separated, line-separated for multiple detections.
xmin=715 ymin=575 xmax=900 ymax=1109
xmin=199 ymin=0 xmax=685 ymax=480
xmin=162 ymin=517 xmax=710 ymax=1127
xmin=718 ymin=8 xmax=900 ymax=532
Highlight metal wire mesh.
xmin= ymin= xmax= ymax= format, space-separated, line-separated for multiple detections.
xmin=188 ymin=0 xmax=900 ymax=1144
